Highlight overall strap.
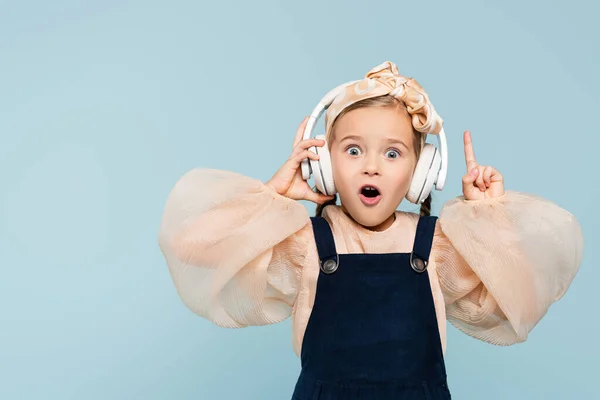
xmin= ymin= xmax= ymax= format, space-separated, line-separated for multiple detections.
xmin=309 ymin=216 xmax=339 ymax=274
xmin=409 ymin=215 xmax=439 ymax=273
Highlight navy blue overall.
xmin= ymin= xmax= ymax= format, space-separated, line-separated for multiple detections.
xmin=291 ymin=214 xmax=452 ymax=399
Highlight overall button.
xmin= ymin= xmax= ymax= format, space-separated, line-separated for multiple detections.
xmin=410 ymin=255 xmax=427 ymax=273
xmin=321 ymin=259 xmax=338 ymax=274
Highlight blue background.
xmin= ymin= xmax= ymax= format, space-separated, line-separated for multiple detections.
xmin=1 ymin=0 xmax=598 ymax=398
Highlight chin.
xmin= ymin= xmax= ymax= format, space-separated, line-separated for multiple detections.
xmin=342 ymin=201 xmax=396 ymax=230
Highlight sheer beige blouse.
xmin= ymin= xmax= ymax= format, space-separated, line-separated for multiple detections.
xmin=158 ymin=168 xmax=583 ymax=357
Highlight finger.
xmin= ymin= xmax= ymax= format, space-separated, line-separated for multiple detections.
xmin=318 ymin=194 xmax=336 ymax=204
xmin=293 ymin=138 xmax=326 ymax=153
xmin=475 ymin=167 xmax=486 ymax=191
xmin=490 ymin=168 xmax=504 ymax=182
xmin=293 ymin=149 xmax=320 ymax=163
xmin=293 ymin=117 xmax=310 ymax=148
xmin=462 ymin=167 xmax=478 ymax=185
xmin=482 ymin=166 xmax=494 ymax=187
xmin=463 ymin=130 xmax=477 ymax=172
xmin=307 ymin=191 xmax=335 ymax=204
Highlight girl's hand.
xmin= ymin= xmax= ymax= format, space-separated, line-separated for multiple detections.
xmin=265 ymin=117 xmax=336 ymax=204
xmin=461 ymin=130 xmax=505 ymax=200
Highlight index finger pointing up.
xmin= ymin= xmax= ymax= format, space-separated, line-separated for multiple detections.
xmin=464 ymin=130 xmax=477 ymax=171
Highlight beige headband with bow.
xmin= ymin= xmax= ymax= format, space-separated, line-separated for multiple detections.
xmin=324 ymin=61 xmax=444 ymax=145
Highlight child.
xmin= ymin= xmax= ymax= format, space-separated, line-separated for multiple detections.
xmin=158 ymin=61 xmax=583 ymax=399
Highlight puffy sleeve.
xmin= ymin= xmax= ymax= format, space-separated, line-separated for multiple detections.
xmin=431 ymin=191 xmax=583 ymax=345
xmin=157 ymin=168 xmax=314 ymax=328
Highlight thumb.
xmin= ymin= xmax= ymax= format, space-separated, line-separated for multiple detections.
xmin=306 ymin=190 xmax=335 ymax=204
xmin=462 ymin=168 xmax=478 ymax=186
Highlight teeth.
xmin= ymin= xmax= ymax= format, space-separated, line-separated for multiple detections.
xmin=361 ymin=186 xmax=380 ymax=198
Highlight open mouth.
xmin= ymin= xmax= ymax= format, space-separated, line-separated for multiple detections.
xmin=359 ymin=185 xmax=381 ymax=206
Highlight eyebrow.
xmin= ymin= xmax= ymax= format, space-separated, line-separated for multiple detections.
xmin=339 ymin=134 xmax=410 ymax=150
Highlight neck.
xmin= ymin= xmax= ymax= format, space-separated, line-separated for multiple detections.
xmin=340 ymin=205 xmax=396 ymax=232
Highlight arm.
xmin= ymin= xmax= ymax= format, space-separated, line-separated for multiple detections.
xmin=158 ymin=168 xmax=314 ymax=328
xmin=432 ymin=191 xmax=583 ymax=345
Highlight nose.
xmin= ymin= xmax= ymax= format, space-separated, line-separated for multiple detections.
xmin=362 ymin=154 xmax=380 ymax=176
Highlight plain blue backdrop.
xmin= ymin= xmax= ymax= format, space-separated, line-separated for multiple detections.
xmin=1 ymin=0 xmax=598 ymax=399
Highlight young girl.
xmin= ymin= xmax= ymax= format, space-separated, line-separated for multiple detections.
xmin=158 ymin=61 xmax=583 ymax=399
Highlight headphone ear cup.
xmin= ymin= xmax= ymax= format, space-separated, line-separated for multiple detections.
xmin=312 ymin=135 xmax=336 ymax=196
xmin=406 ymin=144 xmax=440 ymax=204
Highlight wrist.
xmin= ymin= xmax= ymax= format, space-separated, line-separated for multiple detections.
xmin=264 ymin=179 xmax=276 ymax=191
xmin=264 ymin=179 xmax=284 ymax=197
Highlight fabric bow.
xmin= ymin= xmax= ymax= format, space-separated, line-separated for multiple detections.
xmin=324 ymin=61 xmax=443 ymax=142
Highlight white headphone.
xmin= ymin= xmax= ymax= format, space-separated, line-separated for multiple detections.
xmin=300 ymin=80 xmax=448 ymax=204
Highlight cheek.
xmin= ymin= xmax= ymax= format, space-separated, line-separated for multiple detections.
xmin=331 ymin=155 xmax=347 ymax=182
xmin=395 ymin=169 xmax=413 ymax=188
xmin=389 ymin=160 xmax=416 ymax=192
xmin=331 ymin=155 xmax=356 ymax=196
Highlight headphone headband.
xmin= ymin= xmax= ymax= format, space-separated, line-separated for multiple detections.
xmin=301 ymin=80 xmax=447 ymax=190
xmin=302 ymin=80 xmax=360 ymax=143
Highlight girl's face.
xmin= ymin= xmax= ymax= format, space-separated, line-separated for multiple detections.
xmin=330 ymin=106 xmax=418 ymax=231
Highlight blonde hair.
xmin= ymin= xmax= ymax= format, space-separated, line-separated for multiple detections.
xmin=314 ymin=94 xmax=432 ymax=217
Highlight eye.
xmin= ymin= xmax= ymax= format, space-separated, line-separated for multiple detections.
xmin=345 ymin=146 xmax=361 ymax=156
xmin=385 ymin=149 xmax=401 ymax=159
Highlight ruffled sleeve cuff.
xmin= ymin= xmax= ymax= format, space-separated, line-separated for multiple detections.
xmin=432 ymin=191 xmax=583 ymax=345
xmin=158 ymin=168 xmax=313 ymax=328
